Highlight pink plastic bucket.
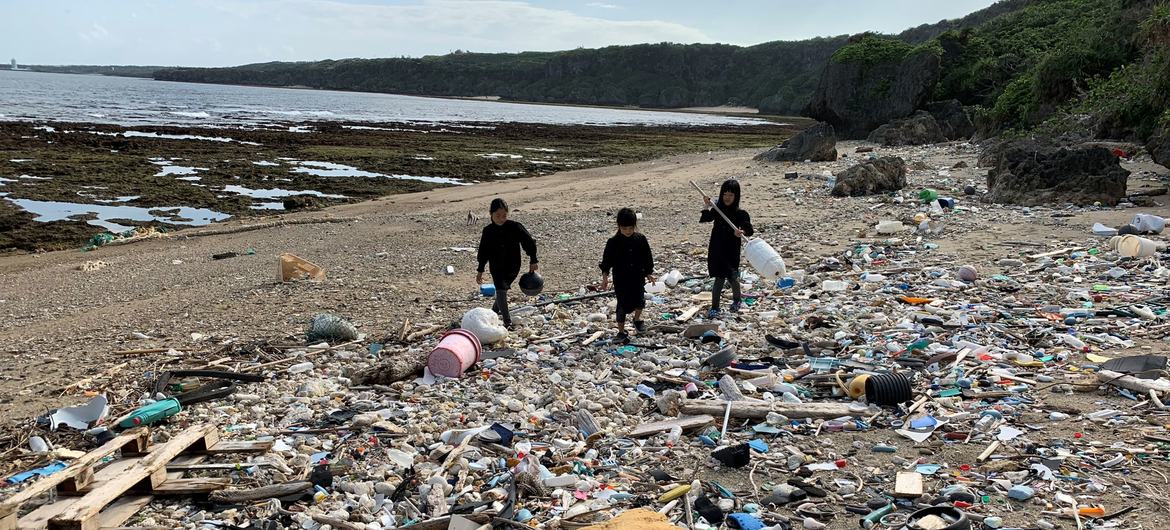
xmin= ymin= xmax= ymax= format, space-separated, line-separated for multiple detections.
xmin=427 ymin=329 xmax=482 ymax=378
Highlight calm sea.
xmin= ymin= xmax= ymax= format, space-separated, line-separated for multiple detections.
xmin=0 ymin=70 xmax=765 ymax=128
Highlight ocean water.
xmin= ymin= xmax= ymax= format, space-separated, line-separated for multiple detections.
xmin=0 ymin=70 xmax=766 ymax=128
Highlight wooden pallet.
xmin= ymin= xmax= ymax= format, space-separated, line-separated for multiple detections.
xmin=0 ymin=424 xmax=272 ymax=530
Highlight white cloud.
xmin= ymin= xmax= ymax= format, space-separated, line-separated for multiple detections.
xmin=197 ymin=0 xmax=712 ymax=61
xmin=78 ymin=23 xmax=110 ymax=42
xmin=5 ymin=0 xmax=712 ymax=65
xmin=586 ymin=2 xmax=621 ymax=8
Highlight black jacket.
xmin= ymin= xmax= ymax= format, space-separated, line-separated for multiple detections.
xmin=477 ymin=220 xmax=538 ymax=288
xmin=700 ymin=206 xmax=753 ymax=278
xmin=599 ymin=232 xmax=654 ymax=285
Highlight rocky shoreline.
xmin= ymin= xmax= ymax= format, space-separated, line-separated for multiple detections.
xmin=0 ymin=119 xmax=802 ymax=252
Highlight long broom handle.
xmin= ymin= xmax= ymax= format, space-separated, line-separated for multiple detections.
xmin=690 ymin=180 xmax=747 ymax=242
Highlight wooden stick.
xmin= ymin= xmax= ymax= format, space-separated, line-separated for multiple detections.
xmin=690 ymin=181 xmax=746 ymax=241
xmin=531 ymin=330 xmax=586 ymax=344
xmin=530 ymin=291 xmax=614 ymax=307
xmin=60 ymin=362 xmax=129 ymax=392
xmin=113 ymin=348 xmax=195 ymax=356
xmin=680 ymin=399 xmax=854 ymax=419
xmin=239 ymin=339 xmax=361 ymax=373
xmin=977 ymin=440 xmax=1001 ymax=462
xmin=406 ymin=324 xmax=444 ymax=342
xmin=581 ymin=330 xmax=606 ymax=346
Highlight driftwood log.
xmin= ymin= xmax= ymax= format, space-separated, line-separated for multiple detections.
xmin=208 ymin=481 xmax=312 ymax=503
xmin=356 ymin=350 xmax=431 ymax=385
xmin=311 ymin=514 xmax=366 ymax=530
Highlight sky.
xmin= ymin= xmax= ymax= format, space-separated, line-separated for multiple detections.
xmin=2 ymin=0 xmax=1000 ymax=67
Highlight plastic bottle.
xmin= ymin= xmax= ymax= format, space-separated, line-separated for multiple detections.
xmin=974 ymin=410 xmax=1002 ymax=432
xmin=822 ymin=280 xmax=848 ymax=292
xmin=876 ymin=221 xmax=905 ymax=235
xmin=860 ymin=273 xmax=886 ymax=282
xmin=288 ymin=361 xmax=315 ymax=374
xmin=1059 ymin=334 xmax=1086 ymax=349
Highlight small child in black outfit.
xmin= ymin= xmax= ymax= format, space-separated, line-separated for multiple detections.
xmin=599 ymin=208 xmax=655 ymax=341
xmin=476 ymin=198 xmax=538 ymax=329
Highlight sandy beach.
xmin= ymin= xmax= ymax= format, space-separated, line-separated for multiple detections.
xmin=2 ymin=139 xmax=1169 ymax=528
xmin=2 ymin=140 xmax=1166 ymax=422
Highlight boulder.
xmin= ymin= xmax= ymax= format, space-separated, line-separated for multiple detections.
xmin=804 ymin=35 xmax=941 ymax=139
xmin=282 ymin=195 xmax=321 ymax=210
xmin=754 ymin=122 xmax=838 ymax=162
xmin=924 ymin=99 xmax=975 ymax=140
xmin=831 ymin=157 xmax=907 ymax=197
xmin=1148 ymin=126 xmax=1170 ymax=169
xmin=866 ymin=111 xmax=947 ymax=146
xmin=984 ymin=140 xmax=1130 ymax=206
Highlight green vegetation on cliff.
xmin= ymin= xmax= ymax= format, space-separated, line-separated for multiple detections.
xmin=156 ymin=40 xmax=847 ymax=116
xmin=928 ymin=0 xmax=1166 ymax=138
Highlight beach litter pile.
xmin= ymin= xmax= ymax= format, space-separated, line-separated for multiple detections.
xmin=3 ymin=146 xmax=1170 ymax=530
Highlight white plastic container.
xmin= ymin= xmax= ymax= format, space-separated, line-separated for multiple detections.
xmin=1132 ymin=213 xmax=1165 ymax=234
xmin=644 ymin=281 xmax=667 ymax=294
xmin=876 ymin=221 xmax=905 ymax=235
xmin=822 ymin=280 xmax=848 ymax=292
xmin=744 ymin=238 xmax=786 ymax=279
xmin=662 ymin=269 xmax=683 ymax=287
xmin=1117 ymin=235 xmax=1158 ymax=258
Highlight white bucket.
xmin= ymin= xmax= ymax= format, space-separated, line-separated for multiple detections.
xmin=744 ymin=238 xmax=786 ymax=279
xmin=1117 ymin=235 xmax=1158 ymax=258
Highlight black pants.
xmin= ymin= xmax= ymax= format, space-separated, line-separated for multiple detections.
xmin=490 ymin=288 xmax=512 ymax=324
xmin=711 ymin=271 xmax=741 ymax=310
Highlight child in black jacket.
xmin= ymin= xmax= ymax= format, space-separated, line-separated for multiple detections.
xmin=600 ymin=208 xmax=654 ymax=340
xmin=476 ymin=198 xmax=538 ymax=328
xmin=700 ymin=179 xmax=753 ymax=318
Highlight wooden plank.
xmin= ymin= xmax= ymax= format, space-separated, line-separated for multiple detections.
xmin=94 ymin=496 xmax=152 ymax=529
xmin=58 ymin=459 xmax=142 ymax=496
xmin=49 ymin=424 xmax=215 ymax=530
xmin=166 ymin=461 xmax=273 ymax=471
xmin=977 ymin=440 xmax=1002 ymax=462
xmin=0 ymin=429 xmax=150 ymax=520
xmin=675 ymin=305 xmax=703 ymax=323
xmin=150 ymin=478 xmax=231 ymax=495
xmin=15 ymin=498 xmax=81 ymax=530
xmin=629 ymin=415 xmax=715 ymax=438
xmin=204 ymin=440 xmax=273 ymax=454
xmin=893 ymin=472 xmax=923 ymax=498
xmin=580 ymin=330 xmax=605 ymax=346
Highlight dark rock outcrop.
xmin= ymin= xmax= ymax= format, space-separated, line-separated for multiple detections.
xmin=866 ymin=111 xmax=947 ymax=146
xmin=1149 ymin=126 xmax=1170 ymax=169
xmin=985 ymin=141 xmax=1130 ymax=206
xmin=924 ymin=99 xmax=975 ymax=140
xmin=805 ymin=43 xmax=941 ymax=139
xmin=283 ymin=195 xmax=321 ymax=211
xmin=754 ymin=122 xmax=838 ymax=162
xmin=831 ymin=157 xmax=907 ymax=197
